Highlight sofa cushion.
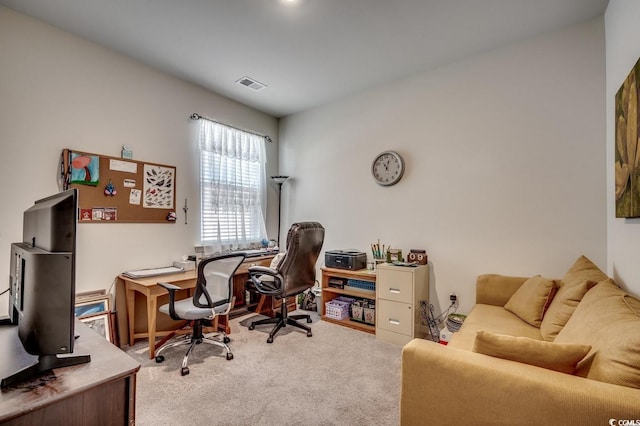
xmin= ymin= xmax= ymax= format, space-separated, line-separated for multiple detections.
xmin=448 ymin=304 xmax=542 ymax=351
xmin=540 ymin=280 xmax=597 ymax=341
xmin=473 ymin=330 xmax=591 ymax=374
xmin=504 ymin=275 xmax=557 ymax=327
xmin=540 ymin=255 xmax=607 ymax=341
xmin=555 ymin=279 xmax=640 ymax=389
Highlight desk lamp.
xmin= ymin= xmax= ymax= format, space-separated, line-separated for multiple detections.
xmin=271 ymin=175 xmax=289 ymax=247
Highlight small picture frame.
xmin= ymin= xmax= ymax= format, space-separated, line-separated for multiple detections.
xmin=386 ymin=248 xmax=403 ymax=263
xmin=75 ymin=295 xmax=110 ymax=318
xmin=79 ymin=312 xmax=112 ymax=343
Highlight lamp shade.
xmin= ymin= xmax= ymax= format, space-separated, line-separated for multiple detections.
xmin=271 ymin=175 xmax=289 ymax=184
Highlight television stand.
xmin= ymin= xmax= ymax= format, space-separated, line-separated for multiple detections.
xmin=0 ymin=319 xmax=139 ymax=424
xmin=1 ymin=353 xmax=91 ymax=388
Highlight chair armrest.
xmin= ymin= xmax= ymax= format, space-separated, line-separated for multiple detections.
xmin=157 ymin=282 xmax=181 ymax=320
xmin=158 ymin=282 xmax=181 ymax=291
xmin=248 ymin=265 xmax=276 ymax=275
xmin=475 ymin=274 xmax=529 ymax=306
xmin=248 ymin=267 xmax=283 ymax=296
xmin=401 ymin=339 xmax=640 ymax=425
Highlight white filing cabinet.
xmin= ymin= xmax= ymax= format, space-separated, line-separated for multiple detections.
xmin=376 ymin=263 xmax=429 ymax=346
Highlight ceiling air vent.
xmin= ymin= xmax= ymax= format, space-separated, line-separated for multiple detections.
xmin=235 ymin=76 xmax=267 ymax=91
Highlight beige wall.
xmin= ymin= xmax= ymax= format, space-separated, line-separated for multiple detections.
xmin=0 ymin=5 xmax=616 ymax=319
xmin=280 ymin=18 xmax=607 ymax=314
xmin=605 ymin=0 xmax=640 ymax=295
xmin=0 ymin=6 xmax=279 ymax=313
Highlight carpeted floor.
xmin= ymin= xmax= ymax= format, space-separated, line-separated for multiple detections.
xmin=125 ymin=310 xmax=403 ymax=426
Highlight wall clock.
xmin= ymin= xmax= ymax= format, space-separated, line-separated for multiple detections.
xmin=371 ymin=150 xmax=404 ymax=186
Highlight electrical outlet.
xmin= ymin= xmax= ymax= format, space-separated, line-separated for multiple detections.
xmin=449 ymin=294 xmax=457 ymax=303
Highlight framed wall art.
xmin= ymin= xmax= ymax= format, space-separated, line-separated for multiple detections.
xmin=615 ymin=56 xmax=640 ymax=218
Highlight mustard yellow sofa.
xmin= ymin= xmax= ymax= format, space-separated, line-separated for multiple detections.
xmin=400 ymin=256 xmax=640 ymax=425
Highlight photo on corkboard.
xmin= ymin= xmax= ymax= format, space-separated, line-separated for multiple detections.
xmin=615 ymin=57 xmax=640 ymax=218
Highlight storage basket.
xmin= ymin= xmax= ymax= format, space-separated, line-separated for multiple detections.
xmin=325 ymin=299 xmax=351 ymax=320
xmin=346 ymin=279 xmax=375 ymax=292
xmin=349 ymin=298 xmax=375 ymax=325
xmin=363 ymin=307 xmax=375 ymax=325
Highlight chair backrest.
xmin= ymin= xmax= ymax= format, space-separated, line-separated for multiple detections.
xmin=194 ymin=253 xmax=246 ymax=308
xmin=277 ymin=222 xmax=325 ymax=297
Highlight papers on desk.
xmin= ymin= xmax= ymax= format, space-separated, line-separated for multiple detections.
xmin=122 ymin=266 xmax=183 ymax=279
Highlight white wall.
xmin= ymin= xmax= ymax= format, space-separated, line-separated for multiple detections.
xmin=605 ymin=0 xmax=640 ymax=295
xmin=0 ymin=7 xmax=279 ymax=314
xmin=280 ymin=18 xmax=607 ymax=314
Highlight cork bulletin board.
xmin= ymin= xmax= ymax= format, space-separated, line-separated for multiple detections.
xmin=61 ymin=149 xmax=177 ymax=224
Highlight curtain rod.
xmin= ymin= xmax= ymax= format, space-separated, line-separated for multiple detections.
xmin=189 ymin=113 xmax=272 ymax=143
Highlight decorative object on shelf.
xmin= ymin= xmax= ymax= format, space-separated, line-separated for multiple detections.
xmin=166 ymin=211 xmax=177 ymax=221
xmin=407 ymin=249 xmax=428 ymax=265
xmin=371 ymin=150 xmax=404 ymax=186
xmin=271 ymin=175 xmax=289 ymax=246
xmin=370 ymin=239 xmax=386 ymax=261
xmin=615 ymin=56 xmax=640 ymax=218
xmin=386 ymin=248 xmax=403 ymax=263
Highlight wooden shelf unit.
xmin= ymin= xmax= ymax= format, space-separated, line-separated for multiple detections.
xmin=320 ymin=267 xmax=377 ymax=334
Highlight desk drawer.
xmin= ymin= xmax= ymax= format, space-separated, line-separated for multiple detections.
xmin=376 ymin=299 xmax=412 ymax=336
xmin=377 ymin=268 xmax=413 ymax=304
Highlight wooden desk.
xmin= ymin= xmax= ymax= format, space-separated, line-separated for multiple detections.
xmin=0 ymin=320 xmax=140 ymax=425
xmin=118 ymin=254 xmax=276 ymax=359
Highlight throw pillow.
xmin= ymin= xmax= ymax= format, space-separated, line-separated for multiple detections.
xmin=473 ymin=330 xmax=591 ymax=374
xmin=540 ymin=255 xmax=607 ymax=341
xmin=555 ymin=279 xmax=640 ymax=389
xmin=504 ymin=275 xmax=557 ymax=327
xmin=540 ymin=280 xmax=597 ymax=341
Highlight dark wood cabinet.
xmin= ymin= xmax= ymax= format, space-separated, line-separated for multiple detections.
xmin=0 ymin=320 xmax=140 ymax=425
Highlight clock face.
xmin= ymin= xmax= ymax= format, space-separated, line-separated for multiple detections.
xmin=372 ymin=151 xmax=404 ymax=186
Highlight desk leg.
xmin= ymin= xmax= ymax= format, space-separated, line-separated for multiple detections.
xmin=126 ymin=285 xmax=136 ymax=347
xmin=147 ymin=296 xmax=158 ymax=359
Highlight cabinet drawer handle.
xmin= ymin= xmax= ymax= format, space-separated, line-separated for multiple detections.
xmin=389 ymin=288 xmax=400 ymax=294
xmin=389 ymin=319 xmax=400 ymax=325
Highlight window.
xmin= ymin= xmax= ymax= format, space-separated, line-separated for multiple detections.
xmin=199 ymin=120 xmax=267 ymax=251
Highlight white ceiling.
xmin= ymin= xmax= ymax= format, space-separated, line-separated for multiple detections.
xmin=0 ymin=0 xmax=609 ymax=117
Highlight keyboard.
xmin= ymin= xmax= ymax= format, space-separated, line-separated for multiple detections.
xmin=122 ymin=266 xmax=184 ymax=279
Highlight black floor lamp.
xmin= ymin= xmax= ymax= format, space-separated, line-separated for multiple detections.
xmin=271 ymin=175 xmax=289 ymax=247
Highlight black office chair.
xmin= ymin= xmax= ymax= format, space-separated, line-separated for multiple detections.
xmin=155 ymin=252 xmax=246 ymax=375
xmin=248 ymin=222 xmax=325 ymax=343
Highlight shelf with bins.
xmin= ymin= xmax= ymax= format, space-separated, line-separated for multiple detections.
xmin=320 ymin=267 xmax=377 ymax=334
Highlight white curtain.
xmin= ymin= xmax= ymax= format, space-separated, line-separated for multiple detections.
xmin=199 ymin=120 xmax=267 ymax=252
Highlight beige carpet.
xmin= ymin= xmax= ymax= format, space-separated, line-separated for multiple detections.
xmin=126 ymin=310 xmax=403 ymax=426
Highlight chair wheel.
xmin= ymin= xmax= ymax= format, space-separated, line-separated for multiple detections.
xmin=267 ymin=337 xmax=273 ymax=343
xmin=226 ymin=352 xmax=233 ymax=360
xmin=223 ymin=336 xmax=230 ymax=343
xmin=181 ymin=367 xmax=189 ymax=376
xmin=249 ymin=324 xmax=255 ymax=330
xmin=155 ymin=355 xmax=165 ymax=363
xmin=306 ymin=317 xmax=312 ymax=323
xmin=307 ymin=331 xmax=313 ymax=337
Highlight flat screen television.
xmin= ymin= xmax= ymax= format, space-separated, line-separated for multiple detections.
xmin=2 ymin=189 xmax=90 ymax=388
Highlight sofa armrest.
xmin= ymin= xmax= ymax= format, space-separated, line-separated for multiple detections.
xmin=401 ymin=339 xmax=640 ymax=425
xmin=476 ymin=274 xmax=529 ymax=306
